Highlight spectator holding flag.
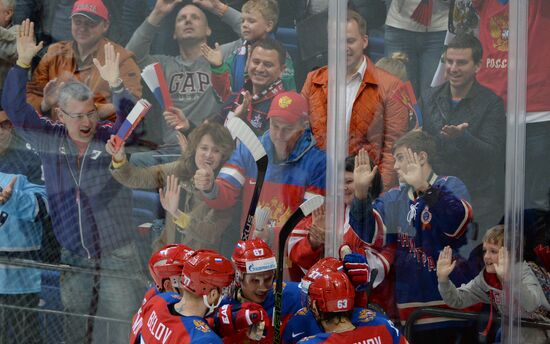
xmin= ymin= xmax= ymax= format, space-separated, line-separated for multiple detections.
xmin=2 ymin=20 xmax=145 ymax=344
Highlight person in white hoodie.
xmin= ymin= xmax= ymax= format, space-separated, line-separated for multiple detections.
xmin=437 ymin=225 xmax=550 ymax=344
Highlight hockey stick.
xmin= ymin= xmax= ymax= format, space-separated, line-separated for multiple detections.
xmin=272 ymin=195 xmax=325 ymax=344
xmin=226 ymin=117 xmax=268 ymax=241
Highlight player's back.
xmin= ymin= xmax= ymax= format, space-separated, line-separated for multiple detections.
xmin=298 ymin=325 xmax=405 ymax=344
xmin=140 ymin=292 xmax=222 ymax=344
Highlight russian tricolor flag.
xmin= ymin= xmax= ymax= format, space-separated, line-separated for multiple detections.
xmin=141 ymin=62 xmax=173 ymax=110
xmin=113 ymin=99 xmax=152 ymax=150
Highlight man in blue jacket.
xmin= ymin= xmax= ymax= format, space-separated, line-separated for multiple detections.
xmin=2 ymin=20 xmax=145 ymax=344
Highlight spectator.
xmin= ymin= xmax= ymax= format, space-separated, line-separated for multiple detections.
xmin=0 ymin=0 xmax=17 ymax=101
xmin=107 ymin=122 xmax=236 ymax=252
xmin=203 ymin=37 xmax=288 ymax=136
xmin=375 ymin=52 xmax=409 ymax=82
xmin=437 ymin=225 xmax=550 ymax=344
xmin=288 ymin=153 xmax=383 ymax=278
xmin=301 ymin=10 xmax=409 ymax=191
xmin=473 ymin=0 xmax=550 ymax=210
xmin=0 ymin=105 xmax=46 ymax=344
xmin=197 ymin=91 xmax=326 ymax=277
xmin=26 ymin=0 xmax=142 ymax=121
xmin=196 ymin=0 xmax=296 ymax=92
xmin=422 ymin=34 xmax=505 ymax=239
xmin=125 ymin=0 xmax=239 ymax=166
xmin=384 ymin=0 xmax=449 ymax=99
xmin=3 ymin=21 xmax=144 ymax=343
xmin=348 ymin=130 xmax=477 ymax=342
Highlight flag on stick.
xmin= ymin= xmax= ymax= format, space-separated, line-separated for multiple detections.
xmin=141 ymin=63 xmax=173 ymax=110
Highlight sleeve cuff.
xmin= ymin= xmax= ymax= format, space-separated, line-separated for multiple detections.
xmin=111 ymin=156 xmax=128 ymax=169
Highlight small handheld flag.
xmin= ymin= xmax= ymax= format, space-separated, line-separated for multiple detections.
xmin=113 ymin=99 xmax=152 ymax=150
xmin=141 ymin=63 xmax=173 ymax=110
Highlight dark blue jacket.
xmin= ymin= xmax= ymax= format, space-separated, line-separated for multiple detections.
xmin=2 ymin=65 xmax=135 ymax=258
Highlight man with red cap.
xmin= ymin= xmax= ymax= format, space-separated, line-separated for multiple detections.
xmin=195 ymin=91 xmax=326 ymax=277
xmin=26 ymin=0 xmax=142 ymax=121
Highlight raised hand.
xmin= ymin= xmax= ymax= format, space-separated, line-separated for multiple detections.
xmin=105 ymin=135 xmax=126 ymax=163
xmin=308 ymin=206 xmax=326 ymax=249
xmin=16 ymin=19 xmax=43 ymax=66
xmin=192 ymin=0 xmax=223 ymax=13
xmin=234 ymin=91 xmax=251 ymax=119
xmin=150 ymin=0 xmax=183 ymax=25
xmin=41 ymin=78 xmax=64 ymax=112
xmin=194 ymin=165 xmax=215 ymax=192
xmin=441 ymin=123 xmax=469 ymax=139
xmin=436 ymin=246 xmax=456 ymax=282
xmin=353 ymin=148 xmax=378 ymax=200
xmin=400 ymin=148 xmax=428 ymax=191
xmin=0 ymin=176 xmax=17 ymax=205
xmin=494 ymin=247 xmax=509 ymax=282
xmin=93 ymin=43 xmax=120 ymax=87
xmin=159 ymin=175 xmax=181 ymax=218
xmin=163 ymin=107 xmax=190 ymax=131
xmin=175 ymin=131 xmax=189 ymax=154
xmin=201 ymin=42 xmax=223 ymax=67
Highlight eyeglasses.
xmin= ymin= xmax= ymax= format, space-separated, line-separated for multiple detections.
xmin=60 ymin=108 xmax=98 ymax=120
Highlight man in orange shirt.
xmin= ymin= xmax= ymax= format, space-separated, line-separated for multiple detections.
xmin=301 ymin=10 xmax=408 ymax=190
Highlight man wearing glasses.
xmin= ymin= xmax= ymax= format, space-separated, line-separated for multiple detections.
xmin=3 ymin=20 xmax=145 ymax=344
xmin=25 ymin=0 xmax=142 ymax=121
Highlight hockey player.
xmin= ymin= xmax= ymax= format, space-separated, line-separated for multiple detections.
xmin=297 ymin=269 xmax=408 ymax=343
xmin=130 ymin=244 xmax=194 ymax=344
xmin=217 ymin=238 xmax=303 ymax=343
xmin=284 ymin=255 xmax=407 ymax=343
xmin=139 ymin=249 xmax=235 ymax=343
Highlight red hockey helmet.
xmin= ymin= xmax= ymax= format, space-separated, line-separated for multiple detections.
xmin=181 ymin=249 xmax=235 ymax=297
xmin=148 ymin=244 xmax=194 ymax=290
xmin=232 ymin=239 xmax=277 ymax=276
xmin=302 ymin=257 xmax=343 ymax=284
xmin=307 ymin=270 xmax=355 ymax=313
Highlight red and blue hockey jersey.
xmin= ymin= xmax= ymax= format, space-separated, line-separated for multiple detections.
xmin=349 ymin=174 xmax=476 ymax=329
xmin=130 ymin=287 xmax=165 ymax=344
xmin=139 ymin=292 xmax=222 ymax=344
xmin=284 ymin=307 xmax=407 ymax=344
xmin=295 ymin=308 xmax=408 ymax=344
xmin=218 ymin=281 xmax=303 ymax=343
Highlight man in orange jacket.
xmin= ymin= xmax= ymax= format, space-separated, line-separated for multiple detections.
xmin=301 ymin=10 xmax=408 ymax=190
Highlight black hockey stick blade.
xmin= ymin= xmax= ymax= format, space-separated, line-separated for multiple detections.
xmin=226 ymin=117 xmax=268 ymax=241
xmin=273 ymin=195 xmax=324 ymax=344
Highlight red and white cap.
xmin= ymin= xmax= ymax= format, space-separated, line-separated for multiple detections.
xmin=267 ymin=91 xmax=309 ymax=124
xmin=71 ymin=0 xmax=109 ymax=22
xmin=232 ymin=239 xmax=277 ymax=275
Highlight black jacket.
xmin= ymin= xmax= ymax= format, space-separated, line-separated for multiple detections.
xmin=421 ymin=80 xmax=506 ymax=204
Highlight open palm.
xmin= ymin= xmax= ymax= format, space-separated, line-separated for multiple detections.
xmin=16 ymin=19 xmax=43 ymax=65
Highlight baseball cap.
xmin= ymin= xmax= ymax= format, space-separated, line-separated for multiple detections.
xmin=267 ymin=91 xmax=309 ymax=124
xmin=71 ymin=0 xmax=109 ymax=22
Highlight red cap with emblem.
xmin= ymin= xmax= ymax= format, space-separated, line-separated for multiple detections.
xmin=232 ymin=239 xmax=277 ymax=276
xmin=267 ymin=91 xmax=308 ymax=124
